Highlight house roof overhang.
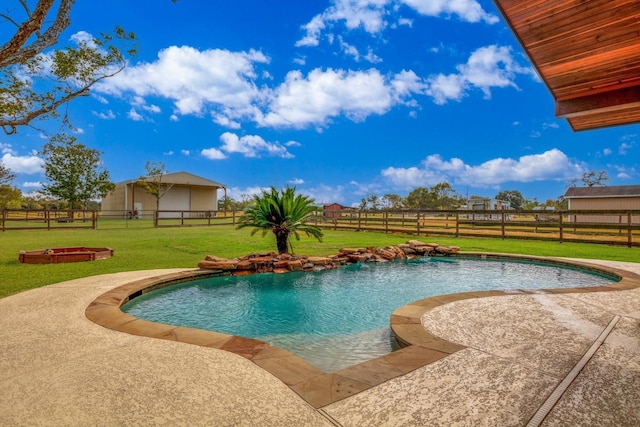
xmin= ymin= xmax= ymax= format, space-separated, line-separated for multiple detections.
xmin=493 ymin=0 xmax=640 ymax=131
xmin=563 ymin=185 xmax=640 ymax=198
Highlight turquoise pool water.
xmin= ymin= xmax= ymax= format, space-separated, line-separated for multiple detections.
xmin=123 ymin=257 xmax=615 ymax=372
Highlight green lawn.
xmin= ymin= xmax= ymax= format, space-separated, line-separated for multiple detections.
xmin=1 ymin=223 xmax=638 ymax=298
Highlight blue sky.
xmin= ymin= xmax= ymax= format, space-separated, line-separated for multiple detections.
xmin=2 ymin=0 xmax=638 ymax=206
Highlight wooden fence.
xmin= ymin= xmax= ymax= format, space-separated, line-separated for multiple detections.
xmin=3 ymin=208 xmax=639 ymax=247
xmin=153 ymin=210 xmax=240 ymax=227
xmin=1 ymin=210 xmax=97 ymax=231
xmin=313 ymin=209 xmax=640 ymax=247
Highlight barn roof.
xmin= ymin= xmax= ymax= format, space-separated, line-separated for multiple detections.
xmin=160 ymin=172 xmax=226 ymax=188
xmin=493 ymin=0 xmax=640 ymax=131
xmin=563 ymin=185 xmax=640 ymax=198
xmin=122 ymin=171 xmax=226 ymax=188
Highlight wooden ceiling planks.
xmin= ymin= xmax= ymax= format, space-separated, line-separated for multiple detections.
xmin=493 ymin=0 xmax=640 ymax=131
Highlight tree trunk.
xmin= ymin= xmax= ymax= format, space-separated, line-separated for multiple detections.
xmin=273 ymin=227 xmax=290 ymax=254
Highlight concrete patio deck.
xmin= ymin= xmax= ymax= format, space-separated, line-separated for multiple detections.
xmin=1 ymin=257 xmax=639 ymax=426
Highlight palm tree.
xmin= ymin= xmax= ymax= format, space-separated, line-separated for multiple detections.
xmin=237 ymin=186 xmax=323 ymax=254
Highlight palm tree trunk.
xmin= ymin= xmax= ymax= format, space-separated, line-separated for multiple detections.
xmin=273 ymin=227 xmax=290 ymax=254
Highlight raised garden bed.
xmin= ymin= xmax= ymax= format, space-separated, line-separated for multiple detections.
xmin=19 ymin=247 xmax=114 ymax=264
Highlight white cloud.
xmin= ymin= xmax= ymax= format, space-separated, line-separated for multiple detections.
xmin=0 ymin=144 xmax=44 ymax=174
xmin=91 ymin=41 xmax=532 ymax=131
xmin=262 ymin=68 xmax=424 ymax=128
xmin=201 ymin=147 xmax=227 ymax=160
xmin=181 ymin=150 xmax=190 ymax=156
xmin=96 ymin=46 xmax=270 ymax=120
xmin=226 ymin=185 xmax=269 ymax=201
xmin=381 ymin=149 xmax=585 ymax=189
xmin=128 ymin=108 xmax=144 ymax=121
xmin=427 ymin=45 xmax=532 ymax=104
xmin=619 ymin=142 xmax=634 ymax=155
xmin=163 ymin=151 xmax=174 ymax=155
xmin=92 ymin=110 xmax=116 ymax=120
xmin=288 ymin=178 xmax=305 ymax=185
xmin=602 ymin=148 xmax=612 ymax=156
xmin=132 ymin=96 xmax=162 ymax=114
xmin=296 ymin=0 xmax=388 ymax=47
xmin=400 ymin=0 xmax=499 ymax=24
xmin=202 ymin=133 xmax=295 ymax=160
xmin=219 ymin=132 xmax=294 ymax=158
xmin=296 ymin=0 xmax=496 ymax=47
xmin=301 ymin=184 xmax=347 ymax=204
xmin=70 ymin=31 xmax=98 ymax=49
xmin=212 ymin=114 xmax=241 ymax=129
xmin=22 ymin=181 xmax=42 ymax=188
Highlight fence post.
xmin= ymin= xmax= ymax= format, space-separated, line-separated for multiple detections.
xmin=416 ymin=211 xmax=421 ymax=235
xmin=455 ymin=212 xmax=459 ymax=237
xmin=357 ymin=210 xmax=361 ymax=231
xmin=558 ymin=212 xmax=564 ymax=243
xmin=92 ymin=211 xmax=97 ymax=229
xmin=385 ymin=211 xmax=389 ymax=233
xmin=154 ymin=210 xmax=158 ymax=227
xmin=232 ymin=210 xmax=236 ymax=225
xmin=501 ymin=211 xmax=506 ymax=239
xmin=1 ymin=209 xmax=5 ymax=232
xmin=628 ymin=211 xmax=633 ymax=248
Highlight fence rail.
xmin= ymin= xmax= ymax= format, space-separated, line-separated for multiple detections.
xmin=313 ymin=209 xmax=640 ymax=247
xmin=3 ymin=208 xmax=639 ymax=247
xmin=153 ymin=210 xmax=240 ymax=227
xmin=1 ymin=210 xmax=97 ymax=231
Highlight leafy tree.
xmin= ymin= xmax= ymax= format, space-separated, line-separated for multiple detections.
xmin=522 ymin=198 xmax=539 ymax=210
xmin=381 ymin=193 xmax=404 ymax=209
xmin=236 ymin=186 xmax=323 ymax=254
xmin=495 ymin=190 xmax=525 ymax=210
xmin=1 ymin=0 xmax=136 ymax=134
xmin=137 ymin=161 xmax=173 ymax=211
xmin=22 ymin=192 xmax=66 ymax=209
xmin=40 ymin=133 xmax=114 ymax=209
xmin=404 ymin=187 xmax=433 ymax=209
xmin=430 ymin=182 xmax=463 ymax=209
xmin=542 ymin=198 xmax=568 ymax=210
xmin=0 ymin=185 xmax=21 ymax=209
xmin=366 ymin=193 xmax=379 ymax=211
xmin=217 ymin=195 xmax=252 ymax=211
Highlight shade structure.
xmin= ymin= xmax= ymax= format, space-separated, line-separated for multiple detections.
xmin=493 ymin=0 xmax=640 ymax=131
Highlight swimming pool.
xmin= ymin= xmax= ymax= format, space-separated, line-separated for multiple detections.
xmin=122 ymin=257 xmax=616 ymax=372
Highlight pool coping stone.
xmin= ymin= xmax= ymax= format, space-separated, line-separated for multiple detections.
xmin=84 ymin=252 xmax=640 ymax=409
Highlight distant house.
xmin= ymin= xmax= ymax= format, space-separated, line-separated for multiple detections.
xmin=101 ymin=171 xmax=227 ymax=219
xmin=468 ymin=198 xmax=510 ymax=211
xmin=462 ymin=198 xmax=510 ymax=220
xmin=562 ymin=185 xmax=640 ymax=224
xmin=323 ymin=203 xmax=349 ymax=219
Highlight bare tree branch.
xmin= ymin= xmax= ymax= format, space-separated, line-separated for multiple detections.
xmin=0 ymin=0 xmax=75 ymax=67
